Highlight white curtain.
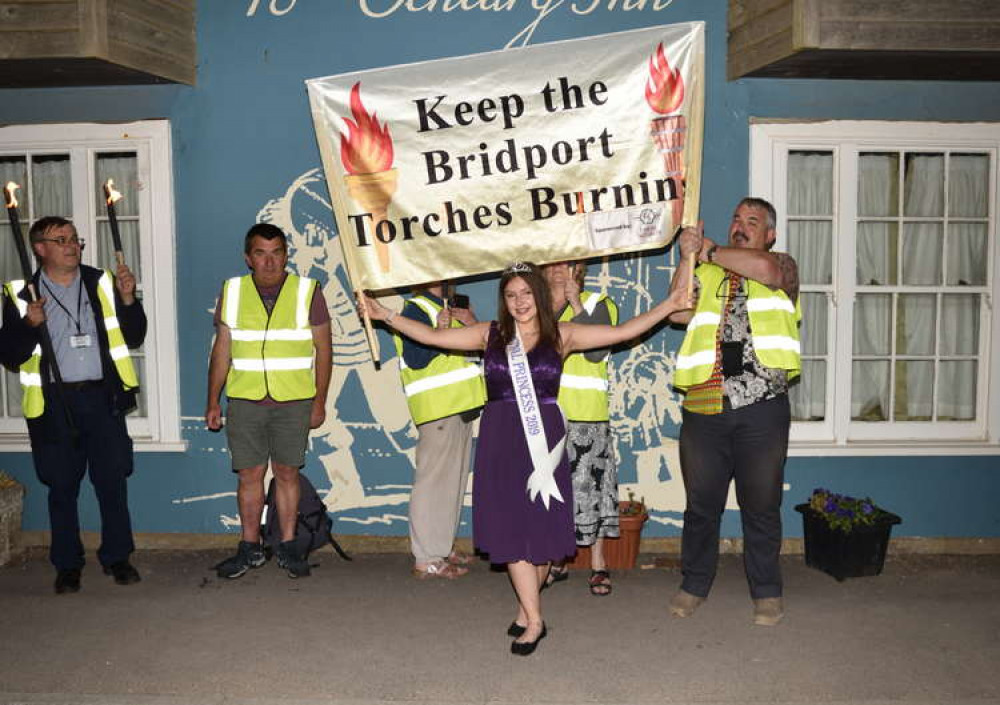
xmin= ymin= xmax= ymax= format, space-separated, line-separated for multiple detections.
xmin=852 ymin=153 xmax=984 ymax=422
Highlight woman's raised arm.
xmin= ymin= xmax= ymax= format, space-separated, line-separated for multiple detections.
xmin=358 ymin=292 xmax=489 ymax=351
xmin=560 ymin=286 xmax=693 ymax=355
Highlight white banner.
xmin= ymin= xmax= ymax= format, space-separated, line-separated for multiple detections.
xmin=307 ymin=22 xmax=704 ymax=291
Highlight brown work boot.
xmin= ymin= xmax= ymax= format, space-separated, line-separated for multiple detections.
xmin=668 ymin=589 xmax=705 ymax=618
xmin=752 ymin=597 xmax=784 ymax=626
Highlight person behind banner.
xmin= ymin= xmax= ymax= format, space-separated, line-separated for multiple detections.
xmin=540 ymin=261 xmax=620 ymax=596
xmin=359 ymin=262 xmax=691 ymax=656
xmin=0 ymin=217 xmax=146 ymax=595
xmin=205 ymin=223 xmax=333 ymax=580
xmin=393 ymin=281 xmax=485 ymax=579
xmin=666 ymin=197 xmax=800 ymax=627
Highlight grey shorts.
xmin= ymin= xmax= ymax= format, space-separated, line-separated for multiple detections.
xmin=226 ymin=398 xmax=312 ymax=471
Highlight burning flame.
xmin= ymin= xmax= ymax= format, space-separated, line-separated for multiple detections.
xmin=644 ymin=43 xmax=685 ymax=115
xmin=3 ymin=182 xmax=18 ymax=209
xmin=340 ymin=82 xmax=394 ymax=175
xmin=104 ymin=179 xmax=122 ymax=205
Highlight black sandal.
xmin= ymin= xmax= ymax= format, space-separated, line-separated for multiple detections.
xmin=542 ymin=564 xmax=569 ymax=590
xmin=588 ymin=570 xmax=612 ymax=596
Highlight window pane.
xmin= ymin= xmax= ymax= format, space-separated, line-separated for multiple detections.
xmin=857 ymin=222 xmax=897 ymax=285
xmin=788 ymin=151 xmax=833 ymax=215
xmin=854 ymin=294 xmax=891 ymax=355
xmin=859 ymin=152 xmax=898 ymax=217
xmin=903 ymin=153 xmax=944 ymax=217
xmin=788 ymin=221 xmax=831 ymax=285
xmin=948 ymin=223 xmax=988 ymax=286
xmin=937 ymin=361 xmax=976 ymax=421
xmin=0 ymin=158 xmax=29 ymax=284
xmin=949 ymin=153 xmax=988 ymax=218
xmin=95 ymin=153 xmax=139 ymax=216
xmin=128 ymin=355 xmax=147 ymax=418
xmin=97 ymin=220 xmax=141 ymax=274
xmin=896 ymin=294 xmax=935 ymax=356
xmin=32 ymin=155 xmax=72 ymax=216
xmin=940 ymin=294 xmax=980 ymax=356
xmin=799 ymin=293 xmax=828 ymax=355
xmin=791 ymin=360 xmax=825 ymax=421
xmin=894 ymin=360 xmax=933 ymax=421
xmin=901 ymin=223 xmax=942 ymax=285
xmin=852 ymin=360 xmax=889 ymax=421
xmin=5 ymin=369 xmax=22 ymax=418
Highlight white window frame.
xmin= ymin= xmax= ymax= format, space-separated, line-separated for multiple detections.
xmin=750 ymin=120 xmax=1000 ymax=456
xmin=0 ymin=120 xmax=185 ymax=451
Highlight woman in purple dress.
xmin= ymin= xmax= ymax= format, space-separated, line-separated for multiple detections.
xmin=360 ymin=262 xmax=690 ymax=655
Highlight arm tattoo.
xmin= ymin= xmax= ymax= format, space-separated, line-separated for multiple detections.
xmin=774 ymin=253 xmax=799 ymax=301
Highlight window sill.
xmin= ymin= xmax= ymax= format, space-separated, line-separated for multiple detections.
xmin=789 ymin=440 xmax=1000 ymax=457
xmin=0 ymin=437 xmax=189 ymax=453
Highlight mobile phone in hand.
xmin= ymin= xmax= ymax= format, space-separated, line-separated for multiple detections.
xmin=449 ymin=294 xmax=470 ymax=309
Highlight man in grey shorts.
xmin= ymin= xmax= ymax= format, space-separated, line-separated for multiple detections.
xmin=205 ymin=223 xmax=332 ymax=579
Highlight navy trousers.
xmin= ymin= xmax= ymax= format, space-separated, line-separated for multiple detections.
xmin=29 ymin=384 xmax=135 ymax=571
xmin=678 ymin=394 xmax=790 ymax=599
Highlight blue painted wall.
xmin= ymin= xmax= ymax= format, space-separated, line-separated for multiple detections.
xmin=1 ymin=1 xmax=998 ymax=541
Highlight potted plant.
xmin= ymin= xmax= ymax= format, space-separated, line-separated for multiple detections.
xmin=795 ymin=488 xmax=901 ymax=582
xmin=571 ymin=490 xmax=649 ymax=570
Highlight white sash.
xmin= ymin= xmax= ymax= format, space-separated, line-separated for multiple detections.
xmin=506 ymin=325 xmax=565 ymax=509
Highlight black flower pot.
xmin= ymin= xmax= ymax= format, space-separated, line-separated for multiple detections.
xmin=795 ymin=504 xmax=902 ymax=582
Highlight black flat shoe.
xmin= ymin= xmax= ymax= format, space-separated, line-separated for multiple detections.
xmin=507 ymin=621 xmax=527 ymax=637
xmin=54 ymin=568 xmax=82 ymax=595
xmin=510 ymin=623 xmax=547 ymax=656
xmin=103 ymin=561 xmax=141 ymax=585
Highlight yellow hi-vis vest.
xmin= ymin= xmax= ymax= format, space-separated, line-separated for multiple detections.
xmin=557 ymin=291 xmax=619 ymax=422
xmin=392 ymin=295 xmax=486 ymax=426
xmin=222 ymin=274 xmax=318 ymax=402
xmin=674 ymin=263 xmax=801 ymax=391
xmin=4 ymin=271 xmax=139 ymax=419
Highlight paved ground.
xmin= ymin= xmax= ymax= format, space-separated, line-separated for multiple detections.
xmin=1 ymin=549 xmax=998 ymax=705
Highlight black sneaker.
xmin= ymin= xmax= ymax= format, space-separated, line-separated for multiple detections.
xmin=215 ymin=540 xmax=266 ymax=579
xmin=276 ymin=540 xmax=311 ymax=578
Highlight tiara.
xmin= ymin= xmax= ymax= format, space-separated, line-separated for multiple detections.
xmin=503 ymin=261 xmax=532 ymax=275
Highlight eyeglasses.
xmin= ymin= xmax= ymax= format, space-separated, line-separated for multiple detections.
xmin=715 ymin=275 xmax=746 ymax=302
xmin=38 ymin=236 xmax=85 ymax=249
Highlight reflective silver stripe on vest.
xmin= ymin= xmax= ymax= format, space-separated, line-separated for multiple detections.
xmin=223 ymin=278 xmax=241 ymax=327
xmin=232 ymin=357 xmax=314 ymax=371
xmin=560 ymin=373 xmax=608 ymax=391
xmin=676 ymin=348 xmax=718 ymax=371
xmin=583 ymin=294 xmax=603 ymax=315
xmin=230 ymin=329 xmax=313 ymax=341
xmin=689 ymin=311 xmax=721 ymax=328
xmin=746 ymin=298 xmax=796 ymax=314
xmin=295 ymin=276 xmax=311 ymax=328
xmin=402 ymin=365 xmax=482 ymax=396
xmin=20 ymin=370 xmax=42 ymax=387
xmin=753 ymin=335 xmax=801 ymax=353
xmin=408 ymin=296 xmax=440 ymax=324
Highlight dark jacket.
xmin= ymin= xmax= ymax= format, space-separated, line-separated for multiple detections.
xmin=0 ymin=264 xmax=147 ymax=427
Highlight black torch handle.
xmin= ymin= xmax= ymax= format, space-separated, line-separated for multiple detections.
xmin=5 ymin=203 xmax=78 ymax=440
xmin=104 ymin=187 xmax=126 ymax=266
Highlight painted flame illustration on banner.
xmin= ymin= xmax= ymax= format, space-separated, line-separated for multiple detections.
xmin=646 ymin=43 xmax=686 ymax=229
xmin=340 ymin=83 xmax=398 ymax=273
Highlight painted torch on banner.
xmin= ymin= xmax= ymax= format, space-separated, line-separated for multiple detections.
xmin=645 ymin=43 xmax=694 ymax=296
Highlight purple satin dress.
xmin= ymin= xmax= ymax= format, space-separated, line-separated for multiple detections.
xmin=472 ymin=323 xmax=575 ymax=564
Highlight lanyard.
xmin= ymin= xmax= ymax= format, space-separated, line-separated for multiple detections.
xmin=42 ymin=275 xmax=87 ymax=335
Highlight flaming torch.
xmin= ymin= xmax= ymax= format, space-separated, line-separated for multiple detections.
xmin=645 ymin=43 xmax=693 ymax=296
xmin=340 ymin=82 xmax=397 ymax=274
xmin=103 ymin=179 xmax=126 ymax=266
xmin=3 ymin=182 xmax=77 ymax=438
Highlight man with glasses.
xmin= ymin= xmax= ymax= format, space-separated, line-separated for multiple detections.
xmin=666 ymin=198 xmax=800 ymax=626
xmin=0 ymin=216 xmax=146 ymax=594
